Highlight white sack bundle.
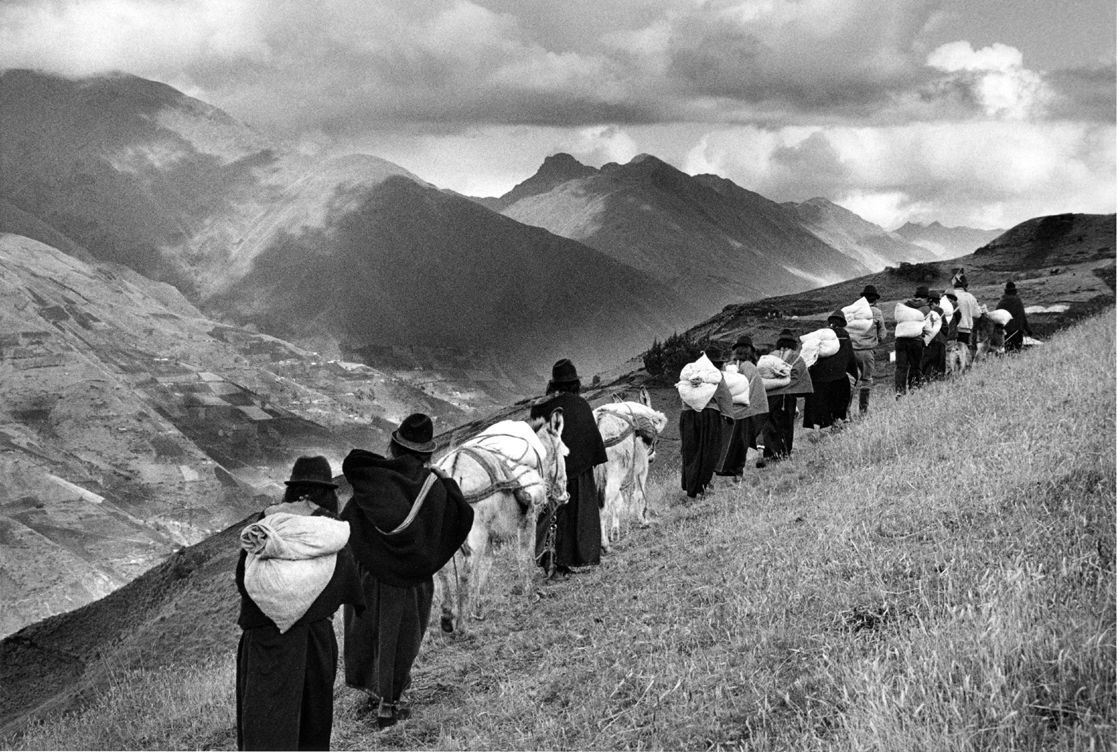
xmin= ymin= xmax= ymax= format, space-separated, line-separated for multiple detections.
xmin=801 ymin=327 xmax=839 ymax=358
xmin=721 ymin=369 xmax=750 ymax=405
xmin=894 ymin=302 xmax=927 ymax=339
xmin=842 ymin=296 xmax=873 ymax=322
xmin=987 ymin=308 xmax=1014 ymax=326
xmin=676 ymin=353 xmax=722 ymax=411
xmin=938 ymin=295 xmax=955 ymax=320
xmin=756 ymin=354 xmax=792 ymax=379
xmin=845 ymin=318 xmax=873 ymax=334
xmin=241 ymin=512 xmax=350 ymax=633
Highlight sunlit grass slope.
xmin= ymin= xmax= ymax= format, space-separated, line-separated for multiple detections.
xmin=9 ymin=311 xmax=1115 ymax=751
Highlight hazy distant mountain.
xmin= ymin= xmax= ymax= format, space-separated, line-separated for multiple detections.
xmin=490 ymin=153 xmax=875 ymax=308
xmin=783 ymin=197 xmax=929 ymax=270
xmin=893 ymin=221 xmax=1004 ymax=259
xmin=0 ymin=70 xmax=689 ymax=378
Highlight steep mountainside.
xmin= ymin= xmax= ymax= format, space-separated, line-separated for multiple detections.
xmin=894 ymin=221 xmax=1004 ymax=259
xmin=491 ymin=153 xmax=932 ymax=308
xmin=0 ymin=70 xmax=691 ymax=380
xmin=2 ymin=212 xmax=1111 ymax=740
xmin=783 ymin=197 xmax=929 ymax=270
xmin=0 ymin=232 xmax=484 ymax=638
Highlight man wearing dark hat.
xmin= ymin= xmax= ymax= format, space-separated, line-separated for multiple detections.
xmin=530 ymin=359 xmax=607 ymax=575
xmin=802 ymin=311 xmax=859 ymax=436
xmin=892 ymin=286 xmax=931 ymax=395
xmin=847 ymin=285 xmax=888 ymax=416
xmin=235 ymin=456 xmax=366 ymax=751
xmin=341 ymin=414 xmax=473 ymax=729
xmin=996 ymin=280 xmax=1031 ymax=352
xmin=950 ymin=269 xmax=982 ymax=369
xmin=762 ymin=329 xmax=814 ymax=462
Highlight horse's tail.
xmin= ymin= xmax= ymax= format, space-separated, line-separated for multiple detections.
xmin=594 ymin=462 xmax=606 ymax=510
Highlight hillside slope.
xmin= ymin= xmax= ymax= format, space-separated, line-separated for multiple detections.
xmin=2 ymin=306 xmax=1112 ymax=750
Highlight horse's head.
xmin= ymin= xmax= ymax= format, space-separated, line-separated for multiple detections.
xmin=529 ymin=409 xmax=569 ymax=503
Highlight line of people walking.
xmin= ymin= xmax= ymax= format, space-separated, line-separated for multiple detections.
xmin=234 ymin=358 xmax=611 ymax=750
xmin=678 ymin=272 xmax=1032 ymax=498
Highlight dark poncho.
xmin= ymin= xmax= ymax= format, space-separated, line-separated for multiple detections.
xmin=341 ymin=450 xmax=473 ymax=589
xmin=529 ymin=392 xmax=607 ymax=477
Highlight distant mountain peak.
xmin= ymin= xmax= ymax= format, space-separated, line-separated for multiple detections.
xmin=496 ymin=152 xmax=596 ymax=206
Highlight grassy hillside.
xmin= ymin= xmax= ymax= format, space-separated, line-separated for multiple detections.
xmin=5 ymin=309 xmax=1113 ymax=750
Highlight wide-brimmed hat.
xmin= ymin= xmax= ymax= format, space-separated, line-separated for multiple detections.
xmin=860 ymin=284 xmax=880 ymax=302
xmin=549 ymin=358 xmax=580 ymax=386
xmin=285 ymin=456 xmax=338 ymax=488
xmin=827 ymin=309 xmax=847 ymax=327
xmin=914 ymin=285 xmax=930 ymax=299
xmin=391 ymin=413 xmax=436 ymax=454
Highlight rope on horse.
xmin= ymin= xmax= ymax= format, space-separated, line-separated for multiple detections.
xmin=451 ymin=445 xmax=531 ymax=508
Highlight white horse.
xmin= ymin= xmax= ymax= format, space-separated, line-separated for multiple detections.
xmin=434 ymin=411 xmax=568 ymax=634
xmin=593 ymin=388 xmax=667 ymax=552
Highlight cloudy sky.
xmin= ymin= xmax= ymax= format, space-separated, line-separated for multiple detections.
xmin=1 ymin=0 xmax=1113 ymax=229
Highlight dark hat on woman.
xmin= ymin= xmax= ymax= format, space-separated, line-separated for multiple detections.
xmin=827 ymin=310 xmax=847 ymax=327
xmin=285 ymin=456 xmax=338 ymax=488
xmin=733 ymin=334 xmax=754 ymax=349
xmin=775 ymin=328 xmax=798 ymax=349
xmin=390 ymin=413 xmax=436 ymax=454
xmin=1004 ymin=280 xmax=1017 ymax=295
xmin=549 ymin=358 xmax=580 ymax=386
xmin=914 ymin=285 xmax=930 ymax=299
xmin=860 ymin=284 xmax=880 ymax=302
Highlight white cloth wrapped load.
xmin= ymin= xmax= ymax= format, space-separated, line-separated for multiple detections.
xmin=938 ymin=295 xmax=955 ymax=320
xmin=800 ymin=327 xmax=839 ymax=363
xmin=894 ymin=301 xmax=927 ymax=339
xmin=842 ymin=297 xmax=872 ymax=322
xmin=987 ymin=308 xmax=1013 ymax=326
xmin=720 ymin=364 xmax=750 ymax=405
xmin=467 ymin=419 xmax=549 ymax=473
xmin=676 ymin=354 xmax=722 ymax=411
xmin=756 ymin=354 xmax=792 ymax=380
xmin=241 ymin=512 xmax=350 ymax=633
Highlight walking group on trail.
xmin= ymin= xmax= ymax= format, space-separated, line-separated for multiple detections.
xmin=677 ymin=270 xmax=1033 ymax=498
xmin=232 ymin=270 xmax=1032 ymax=749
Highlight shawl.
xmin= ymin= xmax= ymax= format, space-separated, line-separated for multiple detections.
xmin=241 ymin=512 xmax=350 ymax=633
xmin=342 ymin=450 xmax=474 ymax=589
xmin=765 ymin=349 xmax=814 ymax=397
xmin=724 ymin=360 xmax=768 ymax=420
xmin=529 ymin=392 xmax=607 ymax=478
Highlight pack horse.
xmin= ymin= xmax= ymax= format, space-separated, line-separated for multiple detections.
xmin=434 ymin=412 xmax=568 ymax=634
xmin=593 ymin=388 xmax=667 ymax=551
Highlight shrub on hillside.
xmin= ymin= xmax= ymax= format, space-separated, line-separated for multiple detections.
xmin=886 ymin=261 xmax=939 ymax=283
xmin=643 ymin=333 xmax=709 ymax=382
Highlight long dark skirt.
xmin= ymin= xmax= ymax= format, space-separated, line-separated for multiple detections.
xmin=680 ymin=407 xmax=728 ymax=498
xmin=237 ymin=618 xmax=338 ymax=751
xmin=803 ymin=378 xmax=850 ymax=429
xmin=343 ymin=572 xmax=433 ymax=704
xmin=716 ymin=414 xmax=766 ymax=476
xmin=763 ymin=395 xmax=798 ymax=460
xmin=536 ymin=468 xmax=601 ymax=569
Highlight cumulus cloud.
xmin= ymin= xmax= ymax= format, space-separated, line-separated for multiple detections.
xmin=684 ymin=121 xmax=1116 ymax=228
xmin=925 ymin=41 xmax=1049 ymax=119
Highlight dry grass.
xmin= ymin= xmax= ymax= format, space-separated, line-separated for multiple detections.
xmin=7 ymin=311 xmax=1115 ymax=750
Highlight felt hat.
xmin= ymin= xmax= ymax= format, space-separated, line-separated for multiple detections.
xmin=775 ymin=328 xmax=798 ymax=348
xmin=914 ymin=285 xmax=930 ymax=299
xmin=827 ymin=309 xmax=847 ymax=327
xmin=733 ymin=334 xmax=754 ymax=349
xmin=1004 ymin=281 xmax=1017 ymax=295
xmin=391 ymin=413 xmax=436 ymax=454
xmin=860 ymin=284 xmax=880 ymax=302
xmin=285 ymin=456 xmax=338 ymax=488
xmin=549 ymin=358 xmax=580 ymax=386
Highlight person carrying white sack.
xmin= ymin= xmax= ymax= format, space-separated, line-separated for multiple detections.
xmin=677 ymin=345 xmax=735 ymax=499
xmin=950 ymin=269 xmax=982 ymax=369
xmin=893 ymin=286 xmax=932 ymax=396
xmin=844 ymin=284 xmax=887 ymax=417
xmin=802 ymin=310 xmax=859 ymax=439
xmin=716 ymin=335 xmax=770 ymax=478
xmin=235 ymin=456 xmax=365 ymax=751
xmin=919 ymin=289 xmax=948 ymax=382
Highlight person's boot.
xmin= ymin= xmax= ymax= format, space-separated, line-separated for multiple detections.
xmin=859 ymin=388 xmax=870 ymax=415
